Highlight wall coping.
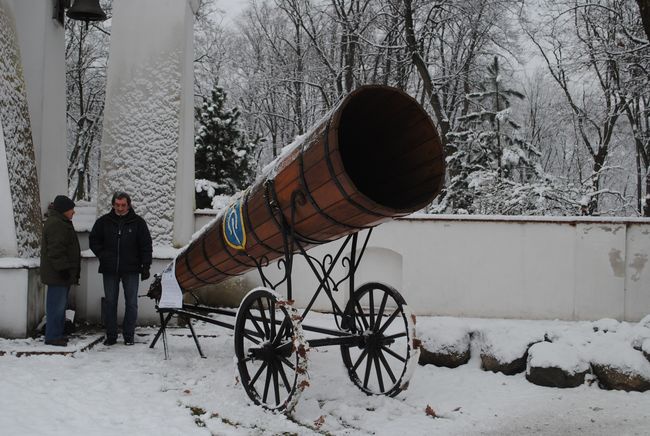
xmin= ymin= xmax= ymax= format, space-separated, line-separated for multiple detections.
xmin=194 ymin=209 xmax=219 ymax=216
xmin=80 ymin=245 xmax=180 ymax=260
xmin=0 ymin=257 xmax=39 ymax=269
xmin=400 ymin=213 xmax=650 ymax=225
xmin=195 ymin=209 xmax=649 ymax=225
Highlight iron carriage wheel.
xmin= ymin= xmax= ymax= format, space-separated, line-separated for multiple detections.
xmin=234 ymin=287 xmax=308 ymax=412
xmin=340 ymin=282 xmax=418 ymax=397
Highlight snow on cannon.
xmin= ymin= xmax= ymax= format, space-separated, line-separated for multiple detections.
xmin=147 ymin=85 xmax=445 ymax=412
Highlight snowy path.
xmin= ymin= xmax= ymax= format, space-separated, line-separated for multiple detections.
xmin=1 ymin=315 xmax=649 ymax=435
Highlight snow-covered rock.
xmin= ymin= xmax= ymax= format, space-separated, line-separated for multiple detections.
xmin=526 ymin=342 xmax=590 ymax=388
xmin=642 ymin=339 xmax=650 ymax=363
xmin=418 ymin=324 xmax=470 ymax=368
xmin=592 ymin=318 xmax=620 ymax=333
xmin=639 ymin=314 xmax=650 ymax=330
xmin=588 ymin=341 xmax=650 ymax=391
xmin=476 ymin=327 xmax=545 ymax=375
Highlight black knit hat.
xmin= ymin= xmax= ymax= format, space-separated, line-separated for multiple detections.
xmin=52 ymin=195 xmax=75 ymax=213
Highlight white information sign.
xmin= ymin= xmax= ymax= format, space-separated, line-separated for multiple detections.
xmin=158 ymin=260 xmax=183 ymax=309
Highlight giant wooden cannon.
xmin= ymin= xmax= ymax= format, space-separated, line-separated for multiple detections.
xmin=149 ymin=85 xmax=445 ymax=412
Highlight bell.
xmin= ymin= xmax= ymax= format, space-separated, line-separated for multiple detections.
xmin=66 ymin=0 xmax=107 ymax=22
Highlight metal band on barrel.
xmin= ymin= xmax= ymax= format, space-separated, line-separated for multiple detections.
xmin=242 ymin=188 xmax=283 ymax=255
xmin=200 ymin=233 xmax=237 ymax=277
xmin=298 ymin=140 xmax=369 ymax=232
xmin=182 ymin=246 xmax=212 ymax=285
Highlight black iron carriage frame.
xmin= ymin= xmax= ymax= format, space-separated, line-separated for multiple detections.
xmin=149 ymin=180 xmax=417 ymax=411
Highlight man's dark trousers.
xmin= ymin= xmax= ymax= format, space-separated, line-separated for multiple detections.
xmin=102 ymin=273 xmax=139 ymax=342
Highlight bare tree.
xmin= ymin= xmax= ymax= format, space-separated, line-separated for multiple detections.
xmin=523 ymin=0 xmax=631 ymax=214
xmin=65 ymin=6 xmax=111 ymax=201
xmin=637 ymin=0 xmax=650 ymax=40
xmin=193 ymin=0 xmax=231 ymax=100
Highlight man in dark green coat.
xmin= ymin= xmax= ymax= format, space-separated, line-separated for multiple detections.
xmin=40 ymin=195 xmax=81 ymax=346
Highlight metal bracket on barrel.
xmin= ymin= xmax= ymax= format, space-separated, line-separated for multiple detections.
xmin=251 ymin=181 xmax=374 ymax=332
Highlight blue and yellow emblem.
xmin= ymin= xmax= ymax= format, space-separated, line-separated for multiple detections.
xmin=222 ymin=199 xmax=247 ymax=250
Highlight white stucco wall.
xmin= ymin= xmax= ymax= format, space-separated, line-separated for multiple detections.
xmin=370 ymin=217 xmax=649 ymax=321
xmin=0 ymin=265 xmax=42 ymax=338
xmin=5 ymin=211 xmax=642 ymax=333
xmin=0 ymin=268 xmax=28 ymax=337
xmin=625 ymin=224 xmax=650 ymax=320
xmin=77 ymin=255 xmax=169 ymax=325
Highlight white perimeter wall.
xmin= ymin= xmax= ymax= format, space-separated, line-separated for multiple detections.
xmin=0 ymin=268 xmax=28 ymax=337
xmin=77 ymin=256 xmax=168 ymax=326
xmin=64 ymin=213 xmax=650 ymax=326
xmin=195 ymin=214 xmax=650 ymax=322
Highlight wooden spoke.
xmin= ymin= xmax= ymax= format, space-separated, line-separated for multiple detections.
xmin=272 ymin=364 xmax=281 ymax=405
xmin=242 ymin=329 xmax=263 ymax=344
xmin=383 ymin=331 xmax=408 ymax=341
xmin=278 ymin=363 xmax=292 ymax=394
xmin=363 ymin=350 xmax=374 ymax=389
xmin=381 ymin=345 xmax=407 ymax=363
xmin=373 ymin=353 xmax=385 ymax=392
xmin=257 ymin=298 xmax=269 ymax=337
xmin=376 ymin=292 xmax=389 ymax=326
xmin=250 ymin=361 xmax=267 ymax=386
xmin=377 ymin=349 xmax=398 ymax=383
xmin=377 ymin=308 xmax=400 ymax=335
xmin=354 ymin=300 xmax=370 ymax=330
xmin=262 ymin=365 xmax=272 ymax=403
xmin=247 ymin=308 xmax=266 ymax=338
xmin=368 ymin=289 xmax=375 ymax=327
xmin=273 ymin=319 xmax=289 ymax=346
xmin=279 ymin=355 xmax=296 ymax=370
xmin=269 ymin=298 xmax=276 ymax=339
xmin=352 ymin=347 xmax=370 ymax=372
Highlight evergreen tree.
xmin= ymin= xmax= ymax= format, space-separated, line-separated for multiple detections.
xmin=194 ymin=86 xmax=258 ymax=209
xmin=438 ymin=57 xmax=547 ymax=215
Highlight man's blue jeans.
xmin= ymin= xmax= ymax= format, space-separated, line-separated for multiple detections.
xmin=45 ymin=285 xmax=69 ymax=341
xmin=103 ymin=273 xmax=139 ymax=341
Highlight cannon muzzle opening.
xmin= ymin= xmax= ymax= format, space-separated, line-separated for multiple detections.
xmin=337 ymin=86 xmax=443 ymax=212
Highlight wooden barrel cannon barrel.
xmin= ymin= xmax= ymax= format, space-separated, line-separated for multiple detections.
xmin=175 ymin=85 xmax=444 ymax=292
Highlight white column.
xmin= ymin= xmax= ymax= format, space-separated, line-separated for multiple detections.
xmin=0 ymin=116 xmax=18 ymax=256
xmin=98 ymin=0 xmax=197 ymax=247
xmin=11 ymin=0 xmax=68 ymax=213
xmin=0 ymin=0 xmax=48 ymax=338
xmin=0 ymin=0 xmax=43 ymax=258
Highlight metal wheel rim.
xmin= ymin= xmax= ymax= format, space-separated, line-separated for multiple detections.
xmin=340 ymin=282 xmax=415 ymax=397
xmin=234 ymin=287 xmax=308 ymax=411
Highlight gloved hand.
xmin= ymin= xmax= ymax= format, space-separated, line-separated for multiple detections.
xmin=141 ymin=266 xmax=151 ymax=281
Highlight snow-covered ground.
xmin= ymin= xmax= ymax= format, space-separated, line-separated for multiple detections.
xmin=1 ymin=314 xmax=649 ymax=436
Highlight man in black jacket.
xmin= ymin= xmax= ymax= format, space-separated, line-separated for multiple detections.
xmin=90 ymin=192 xmax=152 ymax=346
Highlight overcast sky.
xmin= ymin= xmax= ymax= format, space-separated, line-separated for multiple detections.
xmin=213 ymin=0 xmax=248 ymax=24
